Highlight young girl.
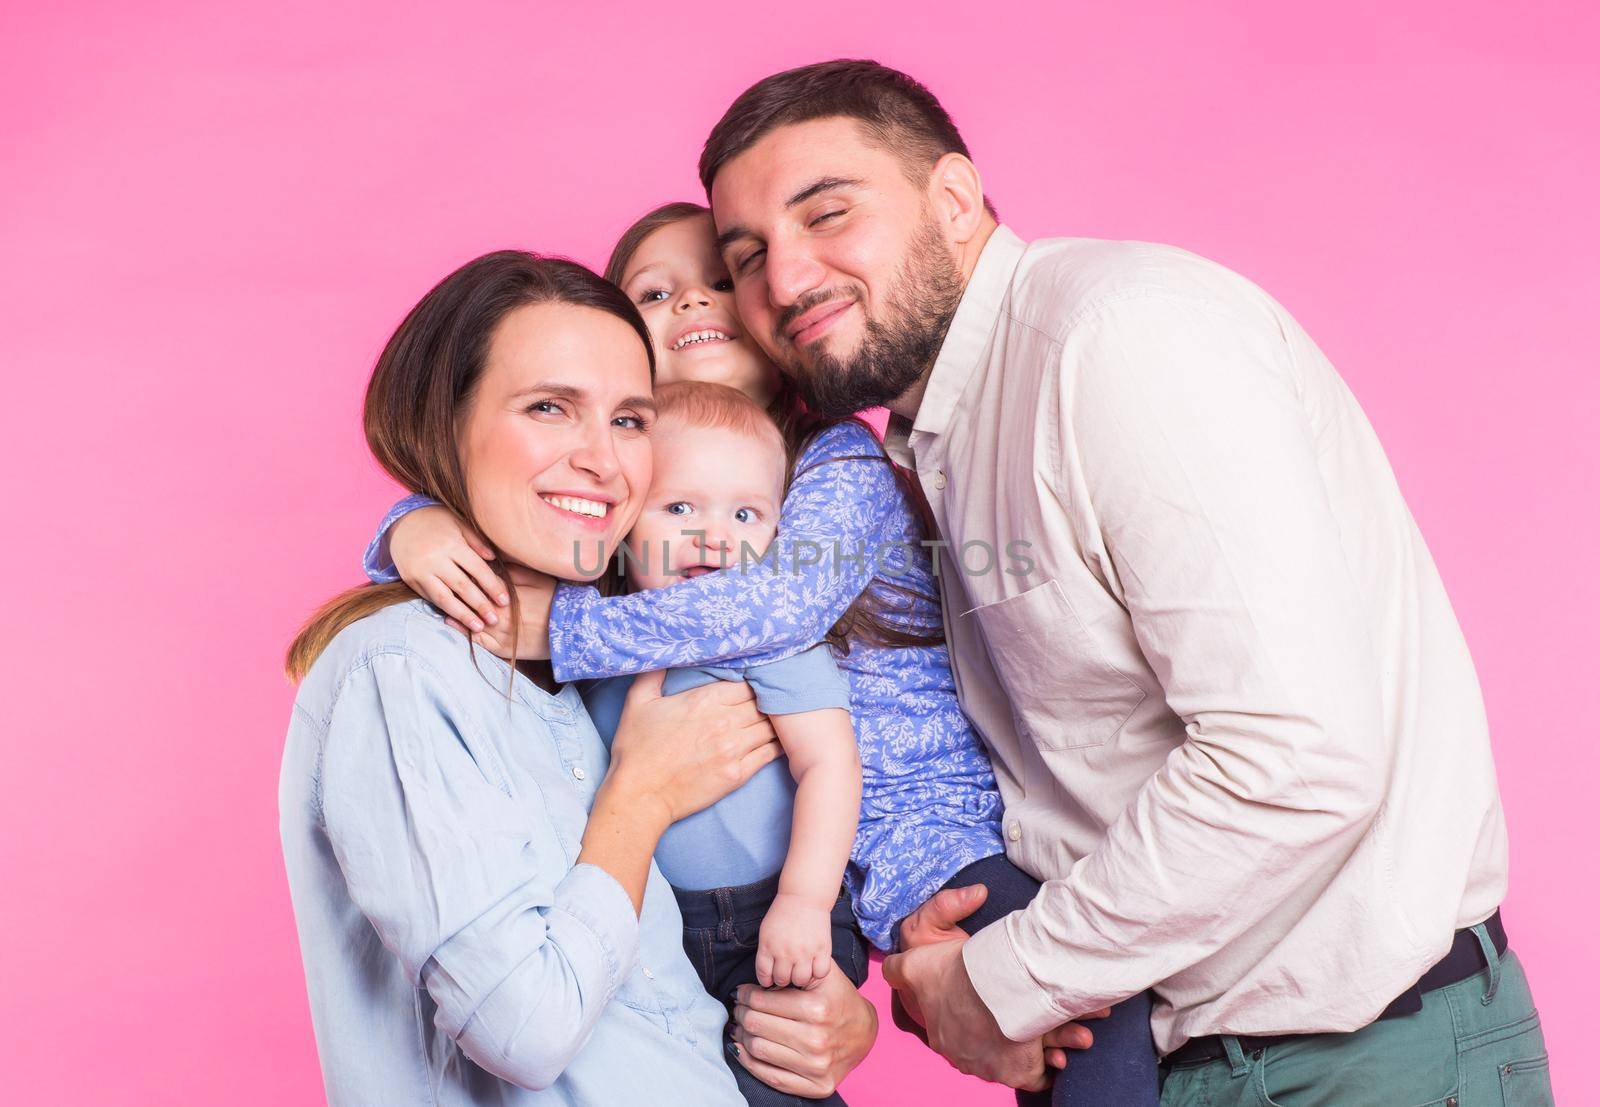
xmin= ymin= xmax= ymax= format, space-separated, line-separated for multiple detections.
xmin=366 ymin=204 xmax=1159 ymax=1107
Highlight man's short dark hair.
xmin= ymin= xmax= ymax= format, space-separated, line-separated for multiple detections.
xmin=699 ymin=59 xmax=995 ymax=216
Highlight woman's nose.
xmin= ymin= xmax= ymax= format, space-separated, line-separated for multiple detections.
xmin=568 ymin=423 xmax=621 ymax=482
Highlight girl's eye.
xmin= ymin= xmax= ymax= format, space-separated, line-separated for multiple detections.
xmin=733 ymin=507 xmax=757 ymax=524
xmin=665 ymin=502 xmax=694 ymax=516
xmin=712 ymin=278 xmax=734 ymax=293
xmin=639 ymin=288 xmax=670 ymax=304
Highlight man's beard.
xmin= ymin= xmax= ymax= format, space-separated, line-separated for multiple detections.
xmin=779 ymin=216 xmax=964 ymax=418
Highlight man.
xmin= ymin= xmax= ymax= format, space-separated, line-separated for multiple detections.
xmin=699 ymin=59 xmax=1550 ymax=1104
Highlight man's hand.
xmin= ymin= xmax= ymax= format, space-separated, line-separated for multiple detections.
xmin=892 ymin=884 xmax=1105 ymax=1074
xmin=728 ymin=966 xmax=877 ymax=1098
xmin=883 ymin=937 xmax=1051 ymax=1091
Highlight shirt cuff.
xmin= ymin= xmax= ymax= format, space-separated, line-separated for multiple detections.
xmin=547 ymin=861 xmax=641 ymax=990
xmin=963 ymin=911 xmax=1067 ymax=1042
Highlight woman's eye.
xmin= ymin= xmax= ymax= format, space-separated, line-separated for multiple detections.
xmin=666 ymin=502 xmax=694 ymax=516
xmin=638 ymin=288 xmax=670 ymax=304
xmin=613 ymin=413 xmax=648 ymax=431
xmin=527 ymin=399 xmax=565 ymax=416
xmin=733 ymin=507 xmax=757 ymax=524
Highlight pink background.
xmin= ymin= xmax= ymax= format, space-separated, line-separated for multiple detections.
xmin=3 ymin=2 xmax=1595 ymax=1103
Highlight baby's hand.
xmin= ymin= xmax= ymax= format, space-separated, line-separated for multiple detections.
xmin=390 ymin=505 xmax=508 ymax=632
xmin=757 ymin=892 xmax=835 ymax=990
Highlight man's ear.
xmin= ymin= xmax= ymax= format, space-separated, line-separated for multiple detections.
xmin=927 ymin=152 xmax=987 ymax=246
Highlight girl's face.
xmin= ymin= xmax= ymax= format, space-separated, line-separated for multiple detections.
xmin=458 ymin=302 xmax=656 ymax=581
xmin=618 ymin=214 xmax=781 ymax=406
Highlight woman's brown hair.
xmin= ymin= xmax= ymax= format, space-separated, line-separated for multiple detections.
xmin=285 ymin=250 xmax=654 ymax=680
xmin=605 ymin=203 xmax=945 ymax=654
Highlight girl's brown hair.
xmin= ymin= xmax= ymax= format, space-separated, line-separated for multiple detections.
xmin=606 ymin=204 xmax=945 ymax=654
xmin=285 ymin=250 xmax=654 ymax=680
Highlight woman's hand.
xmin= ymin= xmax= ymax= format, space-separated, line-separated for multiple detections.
xmin=607 ymin=671 xmax=781 ymax=827
xmin=390 ymin=505 xmax=509 ymax=632
xmin=580 ymin=671 xmax=780 ymax=913
xmin=728 ymin=967 xmax=878 ymax=1098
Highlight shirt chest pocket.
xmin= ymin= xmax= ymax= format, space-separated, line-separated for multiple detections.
xmin=965 ymin=579 xmax=1146 ymax=751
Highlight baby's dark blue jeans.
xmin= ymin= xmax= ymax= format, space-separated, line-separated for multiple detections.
xmin=675 ymin=873 xmax=869 ymax=1107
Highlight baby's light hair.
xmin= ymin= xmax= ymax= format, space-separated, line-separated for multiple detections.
xmin=651 ymin=380 xmax=786 ymax=455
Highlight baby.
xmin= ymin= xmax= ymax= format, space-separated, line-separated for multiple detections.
xmin=585 ymin=379 xmax=863 ymax=994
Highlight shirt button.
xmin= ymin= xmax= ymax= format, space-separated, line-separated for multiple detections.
xmin=932 ymin=469 xmax=948 ymax=490
xmin=1007 ymin=822 xmax=1022 ymax=842
xmin=572 ymin=766 xmax=587 ymax=781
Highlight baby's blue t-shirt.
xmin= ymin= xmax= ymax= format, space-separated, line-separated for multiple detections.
xmin=583 ymin=644 xmax=853 ymax=891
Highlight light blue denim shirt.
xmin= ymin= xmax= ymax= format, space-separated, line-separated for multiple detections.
xmin=279 ymin=599 xmax=742 ymax=1106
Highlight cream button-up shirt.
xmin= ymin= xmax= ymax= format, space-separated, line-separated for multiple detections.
xmin=884 ymin=226 xmax=1508 ymax=1053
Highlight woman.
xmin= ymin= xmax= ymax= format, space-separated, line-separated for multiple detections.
xmin=280 ymin=251 xmax=808 ymax=1105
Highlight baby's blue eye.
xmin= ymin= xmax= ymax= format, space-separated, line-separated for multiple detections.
xmin=733 ymin=507 xmax=757 ymax=524
xmin=666 ymin=502 xmax=694 ymax=516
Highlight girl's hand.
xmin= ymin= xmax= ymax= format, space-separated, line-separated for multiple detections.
xmin=756 ymin=893 xmax=834 ymax=990
xmin=445 ymin=566 xmax=554 ymax=661
xmin=390 ymin=505 xmax=509 ymax=632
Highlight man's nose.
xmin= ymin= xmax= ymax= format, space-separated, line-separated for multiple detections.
xmin=764 ymin=242 xmax=826 ymax=308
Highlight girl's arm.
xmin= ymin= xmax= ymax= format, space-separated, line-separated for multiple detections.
xmin=758 ymin=706 xmax=861 ymax=990
xmin=551 ymin=421 xmax=905 ymax=682
xmin=364 ymin=496 xmax=510 ymax=633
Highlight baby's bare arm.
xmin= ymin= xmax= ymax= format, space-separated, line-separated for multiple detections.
xmin=758 ymin=708 xmax=861 ymax=989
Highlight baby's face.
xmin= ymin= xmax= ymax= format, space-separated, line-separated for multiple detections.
xmin=623 ymin=420 xmax=786 ymax=591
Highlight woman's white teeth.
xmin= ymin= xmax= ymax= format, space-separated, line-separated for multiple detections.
xmin=541 ymin=494 xmax=609 ymax=518
xmin=671 ymin=329 xmax=731 ymax=351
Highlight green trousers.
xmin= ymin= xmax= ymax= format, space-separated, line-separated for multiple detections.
xmin=1160 ymin=937 xmax=1552 ymax=1106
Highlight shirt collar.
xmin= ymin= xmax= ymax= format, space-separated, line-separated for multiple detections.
xmin=884 ymin=224 xmax=1027 ymax=466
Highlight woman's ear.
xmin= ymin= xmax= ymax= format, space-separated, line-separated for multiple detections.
xmin=928 ymin=152 xmax=987 ymax=246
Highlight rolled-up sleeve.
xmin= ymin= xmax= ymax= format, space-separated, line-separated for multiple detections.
xmin=321 ymin=650 xmax=638 ymax=1089
xmin=964 ymin=293 xmax=1389 ymax=1038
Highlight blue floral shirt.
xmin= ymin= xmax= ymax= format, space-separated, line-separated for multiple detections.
xmin=366 ymin=421 xmax=1006 ymax=948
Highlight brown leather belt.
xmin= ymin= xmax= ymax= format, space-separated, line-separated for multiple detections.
xmin=1163 ymin=910 xmax=1508 ymax=1068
